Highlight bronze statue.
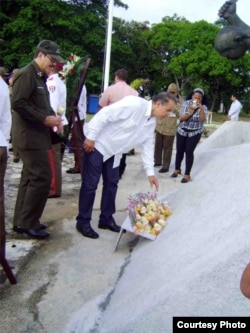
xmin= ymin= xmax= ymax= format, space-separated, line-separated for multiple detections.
xmin=215 ymin=0 xmax=250 ymax=60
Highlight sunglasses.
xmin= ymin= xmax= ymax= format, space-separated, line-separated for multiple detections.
xmin=46 ymin=54 xmax=56 ymax=64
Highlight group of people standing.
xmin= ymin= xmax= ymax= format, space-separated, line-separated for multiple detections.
xmin=1 ymin=39 xmax=176 ymax=242
xmin=75 ymin=72 xmax=210 ymax=239
xmin=154 ymin=85 xmax=208 ymax=184
xmin=1 ymin=38 xmax=243 ymax=243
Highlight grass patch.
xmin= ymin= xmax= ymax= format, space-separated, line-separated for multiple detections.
xmin=207 ymin=112 xmax=250 ymax=126
xmin=86 ymin=113 xmax=95 ymax=122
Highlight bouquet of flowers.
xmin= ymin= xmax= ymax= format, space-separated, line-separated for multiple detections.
xmin=59 ymin=53 xmax=84 ymax=113
xmin=127 ymin=192 xmax=171 ymax=236
xmin=60 ymin=54 xmax=81 ymax=80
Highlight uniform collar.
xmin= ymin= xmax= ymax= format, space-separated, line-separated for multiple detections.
xmin=32 ymin=60 xmax=44 ymax=78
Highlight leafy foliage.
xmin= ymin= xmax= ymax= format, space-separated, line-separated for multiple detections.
xmin=1 ymin=1 xmax=250 ymax=111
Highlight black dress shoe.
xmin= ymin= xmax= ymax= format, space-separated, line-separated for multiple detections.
xmin=39 ymin=223 xmax=47 ymax=230
xmin=158 ymin=168 xmax=169 ymax=173
xmin=13 ymin=226 xmax=25 ymax=233
xmin=98 ymin=221 xmax=121 ymax=233
xmin=66 ymin=168 xmax=80 ymax=174
xmin=154 ymin=164 xmax=161 ymax=167
xmin=13 ymin=224 xmax=47 ymax=233
xmin=22 ymin=229 xmax=50 ymax=239
xmin=76 ymin=224 xmax=99 ymax=239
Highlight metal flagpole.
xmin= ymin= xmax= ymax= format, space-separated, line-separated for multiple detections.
xmin=103 ymin=0 xmax=114 ymax=91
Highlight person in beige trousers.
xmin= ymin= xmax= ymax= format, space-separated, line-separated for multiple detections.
xmin=154 ymin=83 xmax=181 ymax=173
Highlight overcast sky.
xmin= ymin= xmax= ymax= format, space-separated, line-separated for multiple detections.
xmin=113 ymin=0 xmax=249 ymax=24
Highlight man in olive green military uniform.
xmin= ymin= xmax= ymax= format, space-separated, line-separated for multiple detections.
xmin=11 ymin=40 xmax=64 ymax=239
xmin=154 ymin=83 xmax=181 ymax=173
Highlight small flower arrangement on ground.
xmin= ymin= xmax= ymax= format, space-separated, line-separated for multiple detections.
xmin=127 ymin=192 xmax=172 ymax=236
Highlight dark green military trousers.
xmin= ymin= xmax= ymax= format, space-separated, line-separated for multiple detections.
xmin=13 ymin=148 xmax=51 ymax=230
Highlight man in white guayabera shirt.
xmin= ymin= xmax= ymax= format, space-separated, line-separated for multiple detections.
xmin=0 ymin=73 xmax=11 ymax=244
xmin=75 ymin=92 xmax=176 ymax=239
xmin=227 ymin=94 xmax=242 ymax=121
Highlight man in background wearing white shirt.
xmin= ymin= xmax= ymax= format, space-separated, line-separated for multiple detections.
xmin=0 ymin=73 xmax=11 ymax=245
xmin=76 ymin=92 xmax=176 ymax=239
xmin=66 ymin=85 xmax=87 ymax=174
xmin=227 ymin=94 xmax=242 ymax=121
xmin=47 ymin=63 xmax=68 ymax=198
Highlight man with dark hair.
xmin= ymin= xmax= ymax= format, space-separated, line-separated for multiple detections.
xmin=76 ymin=92 xmax=176 ymax=239
xmin=11 ymin=40 xmax=64 ymax=239
xmin=227 ymin=94 xmax=242 ymax=121
xmin=99 ymin=68 xmax=138 ymax=108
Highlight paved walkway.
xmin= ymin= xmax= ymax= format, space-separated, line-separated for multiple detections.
xmin=3 ymin=122 xmax=246 ymax=333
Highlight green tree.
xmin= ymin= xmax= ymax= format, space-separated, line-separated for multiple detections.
xmin=110 ymin=18 xmax=151 ymax=84
xmin=146 ymin=17 xmax=250 ymax=111
xmin=1 ymin=1 xmax=250 ymax=108
xmin=0 ymin=0 xmax=127 ymax=93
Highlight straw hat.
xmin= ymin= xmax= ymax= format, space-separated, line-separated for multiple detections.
xmin=167 ymin=83 xmax=179 ymax=94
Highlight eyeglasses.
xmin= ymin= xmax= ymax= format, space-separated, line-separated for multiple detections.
xmin=46 ymin=54 xmax=56 ymax=64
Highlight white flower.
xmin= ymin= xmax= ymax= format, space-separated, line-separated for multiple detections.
xmin=60 ymin=54 xmax=82 ymax=81
xmin=57 ymin=106 xmax=65 ymax=116
xmin=141 ymin=216 xmax=149 ymax=226
xmin=135 ymin=213 xmax=141 ymax=220
xmin=158 ymin=219 xmax=167 ymax=227
xmin=153 ymin=223 xmax=162 ymax=232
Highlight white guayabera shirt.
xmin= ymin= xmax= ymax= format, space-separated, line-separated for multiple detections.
xmin=85 ymin=95 xmax=156 ymax=176
xmin=0 ymin=77 xmax=11 ymax=147
xmin=228 ymin=99 xmax=242 ymax=121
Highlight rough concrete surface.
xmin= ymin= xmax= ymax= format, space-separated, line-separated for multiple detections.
xmin=1 ymin=121 xmax=250 ymax=333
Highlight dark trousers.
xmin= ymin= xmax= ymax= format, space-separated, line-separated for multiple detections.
xmin=175 ymin=132 xmax=201 ymax=175
xmin=119 ymin=154 xmax=127 ymax=178
xmin=0 ymin=147 xmax=7 ymax=241
xmin=76 ymin=149 xmax=119 ymax=227
xmin=154 ymin=132 xmax=175 ymax=169
xmin=13 ymin=148 xmax=51 ymax=230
